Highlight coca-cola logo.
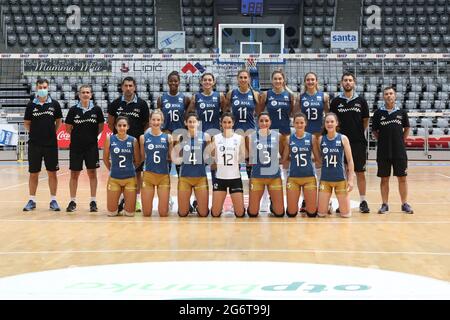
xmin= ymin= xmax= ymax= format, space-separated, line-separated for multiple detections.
xmin=57 ymin=131 xmax=70 ymax=140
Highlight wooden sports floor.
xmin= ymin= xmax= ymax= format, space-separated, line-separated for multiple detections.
xmin=0 ymin=160 xmax=449 ymax=282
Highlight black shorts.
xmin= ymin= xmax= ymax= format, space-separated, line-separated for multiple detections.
xmin=213 ymin=178 xmax=243 ymax=194
xmin=347 ymin=143 xmax=367 ymax=172
xmin=28 ymin=143 xmax=59 ymax=173
xmin=69 ymin=145 xmax=100 ymax=171
xmin=377 ymin=159 xmax=408 ymax=177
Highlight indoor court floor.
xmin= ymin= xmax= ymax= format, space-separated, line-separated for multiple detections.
xmin=0 ymin=160 xmax=449 ymax=299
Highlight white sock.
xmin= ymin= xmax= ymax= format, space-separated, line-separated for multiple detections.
xmin=262 ymin=188 xmax=269 ymax=205
xmin=316 ymin=167 xmax=321 ymax=182
xmin=29 ymin=195 xmax=36 ymax=202
xmin=50 ymin=195 xmax=57 ymax=201
xmin=71 ymin=197 xmax=76 ymax=202
xmin=90 ymin=197 xmax=96 ymax=202
xmin=360 ymin=195 xmax=366 ymax=202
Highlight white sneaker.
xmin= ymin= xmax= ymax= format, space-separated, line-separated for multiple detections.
xmin=169 ymin=197 xmax=175 ymax=211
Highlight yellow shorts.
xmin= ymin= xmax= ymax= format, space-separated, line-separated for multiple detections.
xmin=319 ymin=180 xmax=348 ymax=195
xmin=142 ymin=171 xmax=170 ymax=190
xmin=287 ymin=176 xmax=317 ymax=191
xmin=250 ymin=177 xmax=283 ymax=191
xmin=178 ymin=176 xmax=209 ymax=191
xmin=107 ymin=177 xmax=137 ymax=192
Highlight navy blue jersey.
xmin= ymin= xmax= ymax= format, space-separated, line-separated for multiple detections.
xmin=288 ymin=132 xmax=315 ymax=178
xmin=250 ymin=131 xmax=281 ymax=178
xmin=143 ymin=132 xmax=170 ymax=174
xmin=320 ymin=133 xmax=346 ymax=181
xmin=109 ymin=135 xmax=136 ymax=179
xmin=266 ymin=89 xmax=291 ymax=135
xmin=195 ymin=92 xmax=221 ymax=132
xmin=230 ymin=89 xmax=256 ymax=132
xmin=179 ymin=132 xmax=207 ymax=177
xmin=161 ymin=92 xmax=186 ymax=132
xmin=300 ymin=91 xmax=325 ymax=134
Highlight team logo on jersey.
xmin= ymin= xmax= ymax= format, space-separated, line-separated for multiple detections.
xmin=271 ymin=100 xmax=277 ymax=106
xmin=248 ymin=95 xmax=253 ymax=100
xmin=113 ymin=147 xmax=120 ymax=154
xmin=322 ymin=147 xmax=329 ymax=154
xmin=212 ymin=96 xmax=218 ymax=101
xmin=284 ymin=95 xmax=289 ymax=101
xmin=199 ymin=103 xmax=206 ymax=109
xmin=292 ymin=146 xmax=298 ymax=153
xmin=118 ymin=107 xmax=123 ymax=111
xmin=233 ymin=100 xmax=240 ymax=106
xmin=178 ymin=97 xmax=183 ymax=103
xmin=381 ymin=116 xmax=386 ymax=120
xmin=165 ymin=103 xmax=171 ymax=109
xmin=91 ymin=114 xmax=97 ymax=118
xmin=336 ymin=140 xmax=341 ymax=146
xmin=75 ymin=115 xmax=80 ymax=119
xmin=161 ymin=137 xmax=166 ymax=142
xmin=232 ymin=95 xmax=238 ymax=100
xmin=396 ymin=115 xmax=402 ymax=120
xmin=219 ymin=146 xmax=225 ymax=152
xmin=148 ymin=144 xmax=154 ymax=150
xmin=127 ymin=142 xmax=132 ymax=147
xmin=213 ymin=183 xmax=218 ymax=189
xmin=317 ymin=96 xmax=322 ymax=101
xmin=183 ymin=145 xmax=191 ymax=151
xmin=305 ymin=140 xmax=311 ymax=145
xmin=256 ymin=143 xmax=263 ymax=150
xmin=303 ymin=101 xmax=310 ymax=107
xmin=133 ymin=108 xmax=140 ymax=113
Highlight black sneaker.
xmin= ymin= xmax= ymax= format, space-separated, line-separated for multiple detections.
xmin=190 ymin=200 xmax=198 ymax=214
xmin=89 ymin=201 xmax=98 ymax=212
xmin=378 ymin=203 xmax=389 ymax=214
xmin=359 ymin=200 xmax=370 ymax=213
xmin=401 ymin=203 xmax=414 ymax=214
xmin=118 ymin=198 xmax=125 ymax=213
xmin=335 ymin=207 xmax=341 ymax=214
xmin=299 ymin=200 xmax=306 ymax=213
xmin=66 ymin=201 xmax=76 ymax=213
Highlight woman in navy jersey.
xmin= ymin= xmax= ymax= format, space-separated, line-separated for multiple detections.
xmin=247 ymin=112 xmax=285 ymax=217
xmin=172 ymin=112 xmax=212 ymax=217
xmin=226 ymin=69 xmax=263 ymax=180
xmin=210 ymin=113 xmax=246 ymax=218
xmin=103 ymin=116 xmax=141 ymax=217
xmin=282 ymin=113 xmax=321 ymax=217
xmin=140 ymin=110 xmax=173 ymax=217
xmin=317 ymin=113 xmax=354 ymax=218
xmin=188 ymin=73 xmax=227 ymax=136
xmin=300 ymin=72 xmax=330 ymax=137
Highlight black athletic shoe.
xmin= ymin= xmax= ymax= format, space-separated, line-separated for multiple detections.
xmin=118 ymin=198 xmax=125 ymax=213
xmin=378 ymin=203 xmax=389 ymax=214
xmin=299 ymin=200 xmax=306 ymax=213
xmin=191 ymin=200 xmax=198 ymax=214
xmin=89 ymin=201 xmax=98 ymax=212
xmin=66 ymin=201 xmax=76 ymax=213
xmin=359 ymin=200 xmax=370 ymax=213
xmin=401 ymin=203 xmax=414 ymax=214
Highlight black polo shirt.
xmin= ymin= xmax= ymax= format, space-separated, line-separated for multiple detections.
xmin=107 ymin=95 xmax=149 ymax=139
xmin=65 ymin=101 xmax=105 ymax=149
xmin=330 ymin=93 xmax=369 ymax=144
xmin=24 ymin=96 xmax=63 ymax=147
xmin=372 ymin=106 xmax=410 ymax=160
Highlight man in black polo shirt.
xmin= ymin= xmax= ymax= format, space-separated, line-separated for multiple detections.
xmin=372 ymin=86 xmax=413 ymax=214
xmin=65 ymin=85 xmax=105 ymax=213
xmin=330 ymin=72 xmax=370 ymax=213
xmin=23 ymin=79 xmax=63 ymax=212
xmin=107 ymin=77 xmax=149 ymax=212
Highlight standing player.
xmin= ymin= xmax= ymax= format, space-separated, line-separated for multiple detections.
xmin=103 ymin=116 xmax=140 ymax=217
xmin=247 ymin=112 xmax=285 ymax=217
xmin=282 ymin=113 xmax=320 ymax=217
xmin=140 ymin=110 xmax=172 ymax=217
xmin=226 ymin=69 xmax=262 ymax=180
xmin=317 ymin=113 xmax=354 ymax=218
xmin=299 ymin=72 xmax=330 ymax=211
xmin=23 ymin=79 xmax=62 ymax=212
xmin=372 ymin=87 xmax=413 ymax=214
xmin=210 ymin=113 xmax=246 ymax=218
xmin=107 ymin=77 xmax=149 ymax=212
xmin=330 ymin=72 xmax=370 ymax=213
xmin=188 ymin=73 xmax=227 ymax=136
xmin=173 ymin=112 xmax=211 ymax=217
xmin=65 ymin=85 xmax=104 ymax=213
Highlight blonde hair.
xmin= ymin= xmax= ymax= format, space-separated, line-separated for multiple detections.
xmin=150 ymin=108 xmax=165 ymax=122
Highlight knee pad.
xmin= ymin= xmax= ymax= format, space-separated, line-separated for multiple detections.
xmin=247 ymin=210 xmax=259 ymax=218
xmin=178 ymin=211 xmax=189 ymax=217
xmin=306 ymin=211 xmax=318 ymax=218
xmin=286 ymin=210 xmax=298 ymax=218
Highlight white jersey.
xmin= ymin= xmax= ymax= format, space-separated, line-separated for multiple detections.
xmin=214 ymin=133 xmax=242 ymax=180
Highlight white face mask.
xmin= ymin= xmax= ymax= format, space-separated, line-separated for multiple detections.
xmin=36 ymin=89 xmax=48 ymax=98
